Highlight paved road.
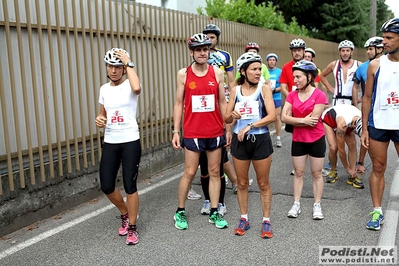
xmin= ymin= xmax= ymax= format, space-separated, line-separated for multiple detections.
xmin=0 ymin=130 xmax=398 ymax=265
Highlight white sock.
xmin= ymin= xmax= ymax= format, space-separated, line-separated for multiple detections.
xmin=241 ymin=214 xmax=248 ymax=220
xmin=276 ymin=136 xmax=281 ymax=140
xmin=374 ymin=207 xmax=383 ymax=215
xmin=294 ymin=201 xmax=300 ymax=205
xmin=263 ymin=217 xmax=270 ymax=222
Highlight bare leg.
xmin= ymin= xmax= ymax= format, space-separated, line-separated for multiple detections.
xmin=106 ymin=189 xmax=128 ymax=214
xmin=232 ymin=157 xmax=251 ymax=215
xmin=253 ymin=156 xmax=273 ymax=217
xmin=126 ymin=192 xmax=139 ymax=225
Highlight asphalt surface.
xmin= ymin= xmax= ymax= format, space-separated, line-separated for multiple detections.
xmin=0 ymin=130 xmax=398 ymax=266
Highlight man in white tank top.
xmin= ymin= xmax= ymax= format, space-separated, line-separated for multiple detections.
xmin=320 ymin=40 xmax=362 ymax=106
xmin=361 ymin=18 xmax=399 ymax=231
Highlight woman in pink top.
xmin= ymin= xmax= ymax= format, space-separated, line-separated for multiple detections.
xmin=281 ymin=60 xmax=328 ymax=220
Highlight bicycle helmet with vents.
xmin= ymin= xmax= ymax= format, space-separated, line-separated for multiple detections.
xmin=202 ymin=24 xmax=221 ymax=37
xmin=289 ymin=38 xmax=306 ymax=49
xmin=245 ymin=42 xmax=260 ymax=52
xmin=338 ymin=40 xmax=355 ymax=50
xmin=104 ymin=48 xmax=129 ymax=66
xmin=236 ymin=52 xmax=262 ymax=72
xmin=188 ymin=33 xmax=212 ymax=50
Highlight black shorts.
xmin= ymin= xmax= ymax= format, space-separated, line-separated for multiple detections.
xmin=368 ymin=126 xmax=399 ymax=142
xmin=181 ymin=136 xmax=226 ymax=152
xmin=199 ymin=147 xmax=228 ymax=177
xmin=100 ymin=140 xmax=142 ymax=195
xmin=291 ymin=136 xmax=326 ymax=158
xmin=231 ymin=133 xmax=273 ymax=160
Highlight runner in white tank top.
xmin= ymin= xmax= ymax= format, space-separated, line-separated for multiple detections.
xmin=320 ymin=40 xmax=362 ymax=106
xmin=361 ymin=18 xmax=399 ymax=231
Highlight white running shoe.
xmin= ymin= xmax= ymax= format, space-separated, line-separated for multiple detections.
xmin=187 ymin=187 xmax=202 ymax=200
xmin=322 ymin=168 xmax=330 ymax=177
xmin=217 ymin=203 xmax=227 ymax=216
xmin=224 ymin=174 xmax=229 ymax=185
xmin=313 ymin=203 xmax=324 ymax=220
xmin=287 ymin=202 xmax=301 ymax=218
xmin=201 ymin=200 xmax=211 ymax=215
xmin=276 ymin=139 xmax=282 ymax=147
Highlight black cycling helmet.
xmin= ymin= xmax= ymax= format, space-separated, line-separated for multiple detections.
xmin=203 ymin=24 xmax=221 ymax=37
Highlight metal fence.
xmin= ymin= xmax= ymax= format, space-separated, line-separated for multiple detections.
xmin=0 ymin=0 xmax=366 ymax=196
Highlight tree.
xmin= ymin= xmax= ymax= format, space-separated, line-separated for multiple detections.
xmin=255 ymin=0 xmax=394 ymax=45
xmin=197 ymin=0 xmax=309 ymax=36
xmin=318 ymin=0 xmax=370 ymax=47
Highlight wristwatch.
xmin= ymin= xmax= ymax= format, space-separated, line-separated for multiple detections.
xmin=247 ymin=122 xmax=254 ymax=130
xmin=126 ymin=61 xmax=135 ymax=68
xmin=172 ymin=130 xmax=180 ymax=134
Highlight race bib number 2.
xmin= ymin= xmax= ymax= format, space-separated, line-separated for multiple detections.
xmin=380 ymin=91 xmax=399 ymax=109
xmin=234 ymin=101 xmax=259 ymax=120
xmin=192 ymin=94 xmax=215 ymax=112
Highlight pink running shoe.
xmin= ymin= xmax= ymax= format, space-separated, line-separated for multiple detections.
xmin=118 ymin=213 xmax=129 ymax=236
xmin=126 ymin=226 xmax=139 ymax=245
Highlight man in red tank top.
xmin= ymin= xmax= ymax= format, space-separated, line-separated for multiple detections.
xmin=171 ymin=33 xmax=229 ymax=230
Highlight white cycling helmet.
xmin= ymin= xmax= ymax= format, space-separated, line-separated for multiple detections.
xmin=305 ymin=47 xmax=316 ymax=57
xmin=289 ymin=38 xmax=306 ymax=49
xmin=338 ymin=40 xmax=355 ymax=50
xmin=266 ymin=53 xmax=278 ymax=62
xmin=236 ymin=52 xmax=262 ymax=72
xmin=364 ymin=36 xmax=384 ymax=48
xmin=104 ymin=48 xmax=129 ymax=66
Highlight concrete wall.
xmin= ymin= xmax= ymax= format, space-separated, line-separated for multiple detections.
xmin=0 ymin=144 xmax=184 ymax=236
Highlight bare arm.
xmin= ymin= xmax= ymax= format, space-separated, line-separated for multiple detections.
xmin=171 ymin=68 xmax=186 ymax=150
xmin=335 ymin=117 xmax=349 ymax=170
xmin=320 ymin=61 xmax=335 ymax=94
xmin=114 ymin=49 xmax=141 ymax=95
xmin=216 ymin=67 xmax=228 ymax=124
xmin=281 ymin=101 xmax=322 ymax=127
xmin=226 ymin=70 xmax=235 ymax=91
xmin=280 ymin=83 xmax=289 ymax=98
xmin=361 ymin=59 xmax=379 ymax=148
xmin=352 ymin=82 xmax=359 ymax=109
xmin=95 ymin=104 xmax=107 ymax=128
xmin=224 ymin=86 xmax=237 ymax=124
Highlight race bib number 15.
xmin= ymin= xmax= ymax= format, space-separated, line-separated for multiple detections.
xmin=380 ymin=91 xmax=399 ymax=109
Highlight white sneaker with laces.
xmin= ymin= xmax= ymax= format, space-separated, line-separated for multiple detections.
xmin=313 ymin=203 xmax=324 ymax=220
xmin=187 ymin=187 xmax=202 ymax=200
xmin=276 ymin=139 xmax=282 ymax=147
xmin=287 ymin=202 xmax=301 ymax=218
xmin=201 ymin=200 xmax=211 ymax=215
xmin=217 ymin=203 xmax=227 ymax=216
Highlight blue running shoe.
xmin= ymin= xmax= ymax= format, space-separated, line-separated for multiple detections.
xmin=366 ymin=210 xmax=384 ymax=230
xmin=234 ymin=218 xmax=250 ymax=236
xmin=324 ymin=162 xmax=332 ymax=170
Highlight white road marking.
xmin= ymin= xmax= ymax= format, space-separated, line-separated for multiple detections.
xmin=0 ymin=174 xmax=181 ymax=260
xmin=378 ymin=160 xmax=399 ymax=247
